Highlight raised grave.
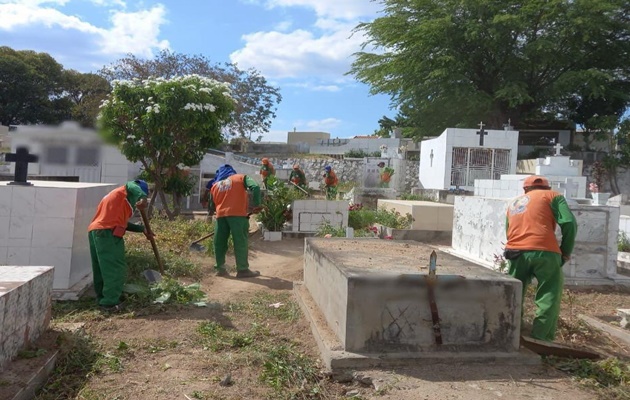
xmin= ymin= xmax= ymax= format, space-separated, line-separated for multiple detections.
xmin=376 ymin=199 xmax=453 ymax=243
xmin=450 ymin=196 xmax=630 ymax=285
xmin=296 ymin=238 xmax=536 ymax=371
xmin=0 ymin=266 xmax=54 ymax=371
xmin=0 ymin=181 xmax=118 ymax=298
xmin=288 ymin=200 xmax=349 ymax=233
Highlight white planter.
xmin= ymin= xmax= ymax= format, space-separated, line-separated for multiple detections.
xmin=592 ymin=192 xmax=611 ymax=206
xmin=263 ymin=231 xmax=283 ymax=241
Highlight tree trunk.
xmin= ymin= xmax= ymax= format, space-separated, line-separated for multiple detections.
xmin=148 ymin=189 xmax=159 ymax=218
xmin=158 ymin=189 xmax=175 ymax=220
xmin=172 ymin=193 xmax=182 ymax=218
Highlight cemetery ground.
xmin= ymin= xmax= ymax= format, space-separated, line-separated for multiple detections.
xmin=1 ymin=218 xmax=629 ymax=400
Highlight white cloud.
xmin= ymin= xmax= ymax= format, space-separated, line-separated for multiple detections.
xmin=293 ymin=118 xmax=341 ymax=131
xmin=273 ymin=20 xmax=293 ymax=32
xmin=259 ymin=129 xmax=288 ymax=142
xmin=0 ymin=2 xmax=168 ymax=59
xmin=264 ymin=0 xmax=380 ymax=20
xmin=286 ymin=82 xmax=341 ymax=92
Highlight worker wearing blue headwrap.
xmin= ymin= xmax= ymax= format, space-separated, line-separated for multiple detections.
xmin=88 ymin=180 xmax=153 ymax=312
xmin=323 ymin=165 xmax=338 ymax=200
xmin=204 ymin=165 xmax=262 ymax=278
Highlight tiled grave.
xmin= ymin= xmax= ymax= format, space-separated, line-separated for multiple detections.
xmin=0 ymin=266 xmax=54 ymax=371
xmin=0 ymin=181 xmax=117 ymax=294
xmin=450 ymin=196 xmax=630 ymax=285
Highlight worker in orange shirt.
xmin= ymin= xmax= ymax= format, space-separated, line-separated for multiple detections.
xmin=259 ymin=158 xmax=275 ymax=188
xmin=323 ymin=165 xmax=338 ymax=200
xmin=504 ymin=176 xmax=577 ymax=342
xmin=88 ymin=180 xmax=153 ymax=312
xmin=207 ymin=164 xmax=262 ymax=278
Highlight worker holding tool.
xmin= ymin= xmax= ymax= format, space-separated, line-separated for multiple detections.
xmin=377 ymin=161 xmax=394 ymax=188
xmin=259 ymin=158 xmax=275 ymax=188
xmin=207 ymin=164 xmax=262 ymax=278
xmin=289 ymin=163 xmax=307 ymax=191
xmin=504 ymin=175 xmax=577 ymax=342
xmin=323 ymin=165 xmax=338 ymax=200
xmin=87 ymin=180 xmax=153 ymax=312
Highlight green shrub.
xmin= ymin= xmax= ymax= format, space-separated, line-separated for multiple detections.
xmin=400 ymin=193 xmax=435 ymax=201
xmin=619 ymin=232 xmax=630 ymax=252
xmin=348 ymin=207 xmax=414 ymax=230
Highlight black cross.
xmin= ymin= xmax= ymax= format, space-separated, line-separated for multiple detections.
xmin=476 ymin=121 xmax=487 ymax=146
xmin=5 ymin=147 xmax=38 ymax=186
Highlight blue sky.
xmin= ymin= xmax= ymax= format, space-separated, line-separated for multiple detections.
xmin=0 ymin=0 xmax=396 ymax=142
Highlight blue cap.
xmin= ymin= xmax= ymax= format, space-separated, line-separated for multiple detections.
xmin=325 ymin=165 xmax=331 ymax=171
xmin=134 ymin=179 xmax=149 ymax=195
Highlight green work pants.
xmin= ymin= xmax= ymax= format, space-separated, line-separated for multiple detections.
xmin=214 ymin=216 xmax=250 ymax=271
xmin=88 ymin=229 xmax=127 ymax=306
xmin=326 ymin=186 xmax=337 ymax=200
xmin=508 ymin=250 xmax=564 ymax=342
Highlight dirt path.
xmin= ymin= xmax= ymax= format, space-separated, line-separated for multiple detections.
xmin=6 ymin=235 xmax=624 ymax=399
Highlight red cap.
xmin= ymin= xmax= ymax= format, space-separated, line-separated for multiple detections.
xmin=523 ymin=175 xmax=550 ymax=188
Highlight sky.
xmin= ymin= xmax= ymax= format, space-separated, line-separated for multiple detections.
xmin=0 ymin=0 xmax=396 ymax=142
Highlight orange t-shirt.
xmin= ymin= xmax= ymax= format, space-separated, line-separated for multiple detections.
xmin=325 ymin=171 xmax=338 ymax=187
xmin=210 ymin=174 xmax=249 ymax=217
xmin=506 ymin=190 xmax=562 ymax=254
xmin=88 ymin=186 xmax=133 ymax=231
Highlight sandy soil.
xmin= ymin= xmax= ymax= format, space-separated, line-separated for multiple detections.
xmin=3 ymin=235 xmax=629 ymax=399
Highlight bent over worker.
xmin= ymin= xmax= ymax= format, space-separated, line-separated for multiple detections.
xmin=504 ymin=176 xmax=577 ymax=342
xmin=208 ymin=164 xmax=262 ymax=278
xmin=259 ymin=158 xmax=275 ymax=188
xmin=88 ymin=180 xmax=153 ymax=312
xmin=289 ymin=163 xmax=307 ymax=190
xmin=323 ymin=165 xmax=338 ymax=200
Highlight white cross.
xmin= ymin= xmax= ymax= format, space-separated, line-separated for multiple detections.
xmin=478 ymin=121 xmax=485 ymax=130
xmin=553 ymin=143 xmax=563 ymax=156
xmin=430 ymin=149 xmax=434 ymax=167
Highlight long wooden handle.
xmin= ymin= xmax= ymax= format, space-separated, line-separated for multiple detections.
xmin=139 ymin=208 xmax=165 ymax=275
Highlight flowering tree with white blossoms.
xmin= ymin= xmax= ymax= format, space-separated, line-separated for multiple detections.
xmin=98 ymin=74 xmax=235 ymax=219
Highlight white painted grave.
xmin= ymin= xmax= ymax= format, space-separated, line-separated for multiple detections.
xmin=449 ymin=196 xmax=628 ymax=285
xmin=377 ymin=199 xmax=453 ymax=231
xmin=0 ymin=266 xmax=54 ymax=370
xmin=419 ymin=125 xmax=519 ymax=191
xmin=0 ymin=181 xmax=117 ymax=296
xmin=290 ymin=200 xmax=349 ymax=233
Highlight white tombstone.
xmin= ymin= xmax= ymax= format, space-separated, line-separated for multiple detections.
xmin=419 ymin=126 xmax=519 ymax=190
xmin=0 ymin=181 xmax=117 ymax=298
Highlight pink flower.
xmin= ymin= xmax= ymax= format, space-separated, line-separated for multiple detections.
xmin=589 ymin=182 xmax=599 ymax=193
xmin=324 ymin=234 xmax=332 ymax=238
xmin=385 ymin=235 xmax=393 ymax=240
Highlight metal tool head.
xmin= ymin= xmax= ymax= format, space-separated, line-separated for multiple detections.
xmin=189 ymin=242 xmax=207 ymax=252
xmin=143 ymin=269 xmax=162 ymax=283
xmin=429 ymin=250 xmax=437 ymax=276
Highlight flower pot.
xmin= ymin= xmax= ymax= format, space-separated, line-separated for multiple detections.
xmin=263 ymin=231 xmax=282 ymax=241
xmin=592 ymin=192 xmax=611 ymax=206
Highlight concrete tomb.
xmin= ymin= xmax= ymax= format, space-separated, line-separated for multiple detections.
xmin=0 ymin=266 xmax=54 ymax=371
xmin=419 ymin=126 xmax=519 ymax=191
xmin=450 ymin=196 xmax=630 ymax=286
xmin=296 ymin=238 xmax=537 ymax=372
xmin=0 ymin=181 xmax=117 ymax=298
xmin=376 ymin=199 xmax=453 ymax=243
xmin=287 ymin=200 xmax=349 ymax=234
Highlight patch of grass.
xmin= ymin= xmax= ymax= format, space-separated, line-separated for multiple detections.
xmin=247 ymin=292 xmax=303 ymax=323
xmin=197 ymin=321 xmax=267 ymax=352
xmin=125 ymin=247 xmax=203 ymax=281
xmin=547 ymin=357 xmax=630 ymax=399
xmin=399 ymin=193 xmax=435 ymax=202
xmin=259 ymin=343 xmax=325 ymax=397
xmin=142 ymin=338 xmax=179 ymax=353
xmin=35 ymin=332 xmax=104 ymax=400
xmin=126 ymin=215 xmax=212 ymax=255
xmin=17 ymin=348 xmax=47 ymax=359
xmin=52 ymin=297 xmax=102 ymax=323
xmin=619 ymin=232 xmax=630 ymax=252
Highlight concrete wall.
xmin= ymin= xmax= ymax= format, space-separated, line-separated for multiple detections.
xmin=287 ymin=131 xmax=330 ymax=146
xmin=377 ymin=199 xmax=454 ymax=231
xmin=475 ymin=175 xmax=587 ymax=199
xmin=419 ymin=131 xmax=447 ymax=190
xmin=0 ymin=181 xmax=117 ymax=290
xmin=309 ymin=138 xmax=405 ymax=155
xmin=0 ymin=266 xmax=53 ymax=371
xmin=452 ymin=196 xmax=624 ymax=285
xmin=303 ymin=238 xmax=522 ymax=354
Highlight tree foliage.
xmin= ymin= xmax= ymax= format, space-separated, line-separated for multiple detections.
xmin=0 ymin=46 xmax=70 ymax=126
xmin=63 ymin=70 xmax=111 ymax=128
xmin=97 ymin=75 xmax=235 ymax=218
xmin=99 ymin=50 xmax=281 ymax=139
xmin=349 ymin=0 xmax=630 ymax=139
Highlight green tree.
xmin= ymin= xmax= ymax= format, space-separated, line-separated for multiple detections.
xmin=99 ymin=50 xmax=281 ymax=139
xmin=63 ymin=70 xmax=111 ymax=128
xmin=0 ymin=46 xmax=71 ymax=126
xmin=97 ymin=75 xmax=235 ymax=219
xmin=349 ymin=0 xmax=630 ymax=139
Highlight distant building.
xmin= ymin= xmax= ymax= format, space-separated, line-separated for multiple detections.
xmin=7 ymin=121 xmax=137 ymax=185
xmin=287 ymin=131 xmax=331 ymax=146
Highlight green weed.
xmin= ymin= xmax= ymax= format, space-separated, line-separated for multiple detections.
xmin=619 ymin=232 xmax=630 ymax=252
xmin=547 ymin=357 xmax=630 ymax=399
xmin=259 ymin=343 xmax=323 ymax=396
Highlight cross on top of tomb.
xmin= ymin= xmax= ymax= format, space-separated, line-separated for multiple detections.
xmin=430 ymin=149 xmax=434 ymax=167
xmin=5 ymin=146 xmax=38 ymax=186
xmin=553 ymin=143 xmax=563 ymax=156
xmin=476 ymin=121 xmax=488 ymax=146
